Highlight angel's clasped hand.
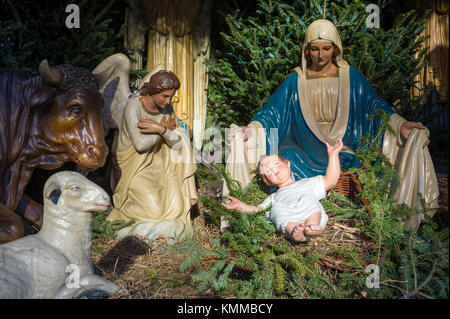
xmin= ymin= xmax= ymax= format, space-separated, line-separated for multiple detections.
xmin=137 ymin=119 xmax=166 ymax=134
xmin=161 ymin=116 xmax=176 ymax=131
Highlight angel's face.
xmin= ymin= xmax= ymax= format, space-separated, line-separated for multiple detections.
xmin=151 ymin=89 xmax=176 ymax=109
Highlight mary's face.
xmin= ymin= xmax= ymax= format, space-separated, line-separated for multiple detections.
xmin=308 ymin=42 xmax=335 ymax=69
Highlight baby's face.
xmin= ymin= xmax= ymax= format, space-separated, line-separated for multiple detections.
xmin=259 ymin=155 xmax=291 ymax=187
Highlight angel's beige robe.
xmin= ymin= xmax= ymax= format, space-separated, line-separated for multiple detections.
xmin=107 ymin=96 xmax=198 ymax=241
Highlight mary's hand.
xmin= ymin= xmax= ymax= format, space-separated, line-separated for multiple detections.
xmin=228 ymin=126 xmax=251 ymax=142
xmin=400 ymin=121 xmax=430 ymax=147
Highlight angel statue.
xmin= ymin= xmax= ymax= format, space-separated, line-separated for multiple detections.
xmin=93 ymin=54 xmax=198 ymax=242
xmin=226 ymin=19 xmax=439 ymax=230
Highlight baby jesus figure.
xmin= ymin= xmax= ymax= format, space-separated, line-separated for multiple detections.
xmin=222 ymin=138 xmax=343 ymax=242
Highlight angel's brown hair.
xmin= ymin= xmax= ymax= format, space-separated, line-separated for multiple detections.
xmin=139 ymin=70 xmax=180 ymax=96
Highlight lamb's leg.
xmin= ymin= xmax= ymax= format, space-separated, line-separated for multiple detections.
xmin=54 ymin=286 xmax=81 ymax=299
xmin=54 ymin=274 xmax=121 ymax=299
xmin=0 ymin=203 xmax=25 ymax=244
xmin=79 ymin=274 xmax=122 ymax=296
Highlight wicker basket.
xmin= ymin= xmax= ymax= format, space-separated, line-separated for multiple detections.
xmin=332 ymin=172 xmax=369 ymax=206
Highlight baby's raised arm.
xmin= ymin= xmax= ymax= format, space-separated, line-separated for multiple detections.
xmin=322 ymin=138 xmax=343 ymax=191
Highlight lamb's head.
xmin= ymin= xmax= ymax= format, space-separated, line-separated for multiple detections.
xmin=43 ymin=171 xmax=110 ymax=214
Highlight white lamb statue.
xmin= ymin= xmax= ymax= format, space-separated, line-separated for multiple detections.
xmin=0 ymin=171 xmax=121 ymax=299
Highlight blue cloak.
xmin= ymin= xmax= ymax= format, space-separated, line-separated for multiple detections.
xmin=252 ymin=66 xmax=395 ymax=179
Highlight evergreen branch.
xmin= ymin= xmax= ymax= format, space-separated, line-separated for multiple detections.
xmin=408 ymin=233 xmax=418 ymax=291
xmin=352 ymin=15 xmax=366 ymax=33
xmin=358 ymin=42 xmax=368 ymax=70
xmin=273 ymin=261 xmax=285 ymax=294
xmin=417 ymin=292 xmax=434 ymax=299
xmin=404 ymin=259 xmax=438 ymax=299
xmin=336 ymin=4 xmax=350 ymax=26
xmin=376 ymin=204 xmax=385 ymax=266
xmin=274 ymin=254 xmax=316 ymax=277
xmin=6 ymin=1 xmax=22 ymax=25
xmin=287 ymin=10 xmax=306 ymax=29
xmin=383 ymin=283 xmax=408 ymax=297
xmin=91 ymin=0 xmax=118 ymax=26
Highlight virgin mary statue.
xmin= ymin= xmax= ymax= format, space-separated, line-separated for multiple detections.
xmin=226 ymin=19 xmax=439 ymax=229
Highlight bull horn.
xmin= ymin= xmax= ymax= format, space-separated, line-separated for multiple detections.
xmin=39 ymin=59 xmax=63 ymax=87
xmin=93 ymin=66 xmax=115 ymax=89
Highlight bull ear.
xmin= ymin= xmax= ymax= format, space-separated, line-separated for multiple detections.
xmin=30 ymin=87 xmax=56 ymax=109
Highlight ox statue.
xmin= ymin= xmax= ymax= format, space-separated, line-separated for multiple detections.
xmin=0 ymin=60 xmax=111 ymax=244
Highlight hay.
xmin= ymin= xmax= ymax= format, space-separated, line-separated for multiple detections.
xmin=91 ymin=206 xmax=374 ymax=299
xmin=91 ymin=206 xmax=224 ymax=299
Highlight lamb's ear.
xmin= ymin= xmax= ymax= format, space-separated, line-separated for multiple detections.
xmin=46 ymin=184 xmax=62 ymax=205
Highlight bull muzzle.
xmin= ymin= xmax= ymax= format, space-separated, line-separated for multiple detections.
xmin=76 ymin=144 xmax=108 ymax=171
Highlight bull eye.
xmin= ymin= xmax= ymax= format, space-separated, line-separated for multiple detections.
xmin=69 ymin=105 xmax=83 ymax=118
xmin=70 ymin=185 xmax=81 ymax=191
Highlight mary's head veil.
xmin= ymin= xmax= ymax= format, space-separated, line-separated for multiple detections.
xmin=301 ymin=19 xmax=348 ymax=73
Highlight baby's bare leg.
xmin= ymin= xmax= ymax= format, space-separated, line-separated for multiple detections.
xmin=303 ymin=211 xmax=323 ymax=236
xmin=284 ymin=212 xmax=323 ymax=242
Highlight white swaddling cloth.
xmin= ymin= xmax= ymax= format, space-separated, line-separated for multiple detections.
xmin=259 ymin=175 xmax=328 ymax=233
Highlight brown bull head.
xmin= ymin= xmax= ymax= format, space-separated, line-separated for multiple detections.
xmin=36 ymin=60 xmax=110 ymax=171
